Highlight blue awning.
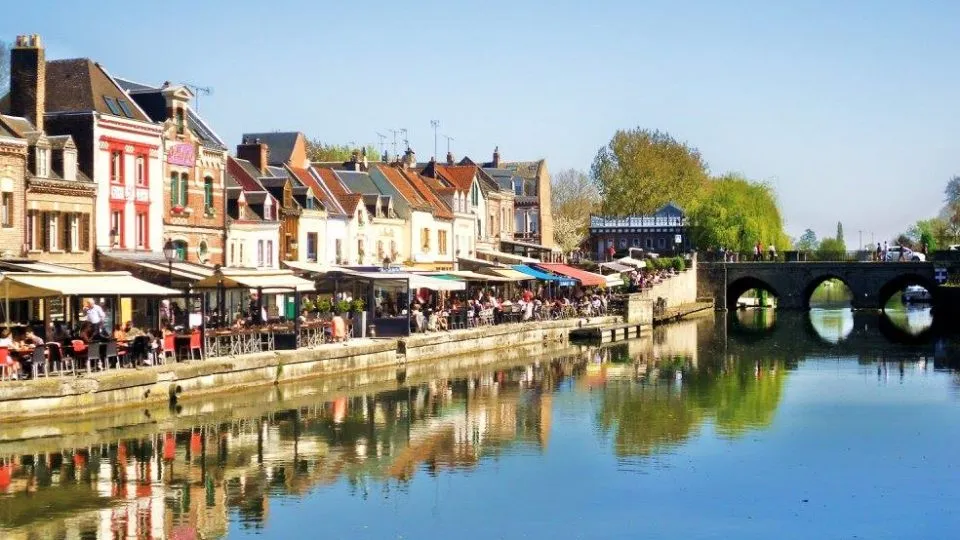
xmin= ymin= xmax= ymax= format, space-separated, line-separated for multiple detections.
xmin=511 ymin=265 xmax=576 ymax=286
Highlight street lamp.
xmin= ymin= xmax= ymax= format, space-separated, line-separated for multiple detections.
xmin=162 ymin=238 xmax=176 ymax=288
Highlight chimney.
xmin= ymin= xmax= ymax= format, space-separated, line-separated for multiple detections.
xmin=492 ymin=145 xmax=500 ymax=168
xmin=361 ymin=147 xmax=368 ymax=171
xmin=446 ymin=151 xmax=454 ymax=165
xmin=10 ymin=34 xmax=46 ymax=132
xmin=405 ymin=147 xmax=416 ymax=168
xmin=237 ymin=138 xmax=269 ymax=174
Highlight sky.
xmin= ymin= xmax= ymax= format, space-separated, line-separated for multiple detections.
xmin=5 ymin=0 xmax=960 ymax=245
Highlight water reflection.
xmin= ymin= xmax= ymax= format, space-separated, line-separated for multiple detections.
xmin=0 ymin=311 xmax=957 ymax=539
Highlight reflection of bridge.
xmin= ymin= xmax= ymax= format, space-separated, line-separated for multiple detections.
xmin=721 ymin=311 xmax=945 ymax=364
xmin=698 ymin=262 xmax=939 ymax=310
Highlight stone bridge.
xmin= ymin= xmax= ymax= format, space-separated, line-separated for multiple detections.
xmin=697 ymin=262 xmax=940 ymax=310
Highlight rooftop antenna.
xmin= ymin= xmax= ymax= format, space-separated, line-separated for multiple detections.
xmin=442 ymin=134 xmax=454 ymax=154
xmin=376 ymin=132 xmax=387 ymax=157
xmin=388 ymin=129 xmax=399 ymax=158
xmin=430 ymin=120 xmax=440 ymax=160
xmin=184 ymin=83 xmax=212 ymax=112
xmin=400 ymin=128 xmax=409 ymax=151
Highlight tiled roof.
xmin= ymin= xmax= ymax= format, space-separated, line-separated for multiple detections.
xmin=303 ymin=167 xmax=348 ymax=218
xmin=44 ymin=59 xmax=151 ymax=122
xmin=0 ymin=115 xmax=35 ymax=138
xmin=114 ymin=78 xmax=228 ymax=151
xmin=434 ymin=165 xmax=477 ymax=192
xmin=227 ymin=157 xmax=268 ymax=193
xmin=316 ymin=167 xmax=362 ymax=213
xmin=373 ymin=165 xmax=432 ymax=214
xmin=399 ymin=168 xmax=453 ymax=220
xmin=241 ymin=132 xmax=300 ymax=166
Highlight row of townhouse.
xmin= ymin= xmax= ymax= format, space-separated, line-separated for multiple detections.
xmin=0 ymin=34 xmax=555 ymax=279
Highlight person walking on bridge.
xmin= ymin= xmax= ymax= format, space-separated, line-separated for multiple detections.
xmin=768 ymin=243 xmax=777 ymax=261
xmin=754 ymin=242 xmax=762 ymax=262
xmin=882 ymin=241 xmax=889 ymax=262
xmin=875 ymin=243 xmax=882 ymax=262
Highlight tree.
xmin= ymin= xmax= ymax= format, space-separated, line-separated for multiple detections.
xmin=795 ymin=229 xmax=818 ymax=251
xmin=591 ymin=128 xmax=708 ymax=215
xmin=306 ymin=139 xmax=380 ymax=163
xmin=817 ymin=237 xmax=846 ymax=258
xmin=906 ymin=218 xmax=944 ymax=252
xmin=687 ymin=174 xmax=789 ymax=252
xmin=836 ymin=221 xmax=844 ymax=243
xmin=551 ymin=168 xmax=599 ymax=254
xmin=945 ymin=175 xmax=960 ymax=207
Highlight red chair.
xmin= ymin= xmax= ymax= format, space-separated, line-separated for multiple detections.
xmin=188 ymin=329 xmax=203 ymax=361
xmin=0 ymin=347 xmax=14 ymax=380
xmin=162 ymin=334 xmax=176 ymax=364
xmin=71 ymin=340 xmax=89 ymax=373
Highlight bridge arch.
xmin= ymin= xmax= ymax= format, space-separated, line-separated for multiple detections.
xmin=727 ymin=276 xmax=780 ymax=310
xmin=878 ymin=273 xmax=939 ymax=309
xmin=803 ymin=274 xmax=855 ymax=310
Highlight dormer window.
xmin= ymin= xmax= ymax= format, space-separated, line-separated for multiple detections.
xmin=36 ymin=148 xmax=49 ymax=177
xmin=63 ymin=150 xmax=77 ymax=181
xmin=175 ymin=108 xmax=185 ymax=135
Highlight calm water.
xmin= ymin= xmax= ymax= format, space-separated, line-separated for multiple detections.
xmin=1 ymin=308 xmax=959 ymax=539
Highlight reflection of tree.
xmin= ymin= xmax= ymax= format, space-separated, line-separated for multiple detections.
xmin=597 ymin=357 xmax=786 ymax=456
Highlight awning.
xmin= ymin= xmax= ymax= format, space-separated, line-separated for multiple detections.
xmin=605 ymin=274 xmax=624 ymax=287
xmin=193 ymin=268 xmax=316 ymax=293
xmin=322 ymin=269 xmax=466 ymax=291
xmin=500 ymin=238 xmax=561 ymax=253
xmin=476 ymin=249 xmax=539 ymax=264
xmin=617 ymin=256 xmax=647 ymax=269
xmin=535 ymin=263 xmax=607 ymax=287
xmin=421 ymin=270 xmax=511 ymax=282
xmin=0 ymin=260 xmax=88 ymax=274
xmin=132 ymin=261 xmax=215 ymax=281
xmin=599 ymin=261 xmax=635 ymax=273
xmin=283 ymin=260 xmax=341 ymax=274
xmin=511 ymin=265 xmax=576 ymax=286
xmin=456 ymin=255 xmax=502 ymax=269
xmin=0 ymin=272 xmax=181 ymax=299
xmin=481 ymin=268 xmax=533 ymax=282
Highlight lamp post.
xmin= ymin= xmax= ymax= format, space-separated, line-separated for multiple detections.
xmin=162 ymin=238 xmax=176 ymax=288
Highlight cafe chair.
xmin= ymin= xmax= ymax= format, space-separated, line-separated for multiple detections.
xmin=0 ymin=347 xmax=14 ymax=380
xmin=46 ymin=342 xmax=70 ymax=376
xmin=70 ymin=340 xmax=89 ymax=373
xmin=188 ymin=330 xmax=203 ymax=361
xmin=30 ymin=347 xmax=48 ymax=379
xmin=163 ymin=334 xmax=176 ymax=364
xmin=105 ymin=341 xmax=124 ymax=369
xmin=87 ymin=342 xmax=104 ymax=372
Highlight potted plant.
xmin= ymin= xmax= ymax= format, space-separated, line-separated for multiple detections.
xmin=350 ymin=298 xmax=367 ymax=338
xmin=317 ymin=298 xmax=332 ymax=317
xmin=171 ymin=205 xmax=185 ymax=215
xmin=335 ymin=299 xmax=352 ymax=315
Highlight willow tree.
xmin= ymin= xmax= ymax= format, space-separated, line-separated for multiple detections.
xmin=687 ymin=174 xmax=789 ymax=252
xmin=591 ymin=128 xmax=708 ymax=215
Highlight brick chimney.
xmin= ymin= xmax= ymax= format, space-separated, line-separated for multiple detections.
xmin=237 ymin=138 xmax=268 ymax=174
xmin=10 ymin=34 xmax=46 ymax=132
xmin=492 ymin=146 xmax=500 ymax=168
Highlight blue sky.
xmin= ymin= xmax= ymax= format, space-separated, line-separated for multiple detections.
xmin=6 ymin=0 xmax=960 ymax=244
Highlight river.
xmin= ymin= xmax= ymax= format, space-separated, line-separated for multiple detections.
xmin=0 ymin=307 xmax=958 ymax=539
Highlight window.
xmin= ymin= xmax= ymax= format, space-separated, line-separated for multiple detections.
xmin=239 ymin=243 xmax=244 ymax=266
xmin=47 ymin=212 xmax=58 ymax=251
xmin=36 ymin=148 xmax=49 ymax=177
xmin=80 ymin=214 xmax=90 ymax=251
xmin=390 ymin=240 xmax=397 ymax=259
xmin=173 ymin=240 xmax=187 ymax=261
xmin=305 ymin=197 xmax=314 ymax=210
xmin=438 ymin=230 xmax=448 ymax=255
xmin=135 ymin=212 xmax=147 ymax=249
xmin=111 ymin=210 xmax=124 ymax=248
xmin=135 ymin=156 xmax=145 ymax=186
xmin=170 ymin=172 xmax=179 ymax=206
xmin=658 ymin=237 xmax=666 ymax=249
xmin=26 ymin=211 xmax=36 ymax=250
xmin=645 ymin=238 xmax=653 ymax=249
xmin=631 ymin=238 xmax=640 ymax=247
xmin=0 ymin=193 xmax=11 ymax=227
xmin=198 ymin=241 xmax=209 ymax=261
xmin=335 ymin=239 xmax=342 ymax=261
xmin=257 ymin=240 xmax=265 ymax=267
xmin=117 ymin=98 xmax=133 ymax=118
xmin=203 ymin=177 xmax=214 ymax=210
xmin=63 ymin=150 xmax=77 ymax=181
xmin=111 ymin=151 xmax=123 ymax=184
xmin=513 ymin=180 xmax=522 ymax=196
xmin=230 ymin=242 xmax=236 ymax=265
xmin=103 ymin=96 xmax=121 ymax=116
xmin=176 ymin=108 xmax=185 ymax=135
xmin=266 ymin=240 xmax=274 ymax=266
xmin=528 ymin=210 xmax=539 ymax=233
xmin=307 ymin=233 xmax=318 ymax=262
xmin=471 ymin=183 xmax=479 ymax=207
xmin=421 ymin=228 xmax=430 ymax=250
xmin=180 ymin=173 xmax=189 ymax=206
xmin=70 ymin=214 xmax=80 ymax=252
xmin=377 ymin=240 xmax=384 ymax=259
xmin=618 ymin=238 xmax=627 ymax=249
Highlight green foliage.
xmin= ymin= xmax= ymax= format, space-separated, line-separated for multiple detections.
xmin=317 ymin=298 xmax=332 ymax=313
xmin=335 ymin=300 xmax=351 ymax=315
xmin=688 ymin=174 xmax=789 ymax=253
xmin=946 ymin=176 xmax=960 ymax=207
xmin=301 ymin=298 xmax=315 ymax=312
xmin=552 ymin=169 xmax=599 ymax=253
xmin=836 ymin=221 xmax=844 ymax=243
xmin=306 ymin=140 xmax=380 ymax=163
xmin=351 ymin=298 xmax=366 ymax=313
xmin=816 ymin=237 xmax=846 ymax=259
xmin=795 ymin=229 xmax=818 ymax=251
xmin=670 ymin=257 xmax=686 ymax=272
xmin=591 ymin=128 xmax=708 ymax=215
xmin=906 ymin=219 xmax=941 ymax=251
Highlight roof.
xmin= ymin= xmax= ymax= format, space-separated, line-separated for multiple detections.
xmin=399 ymin=169 xmax=453 ymax=220
xmin=312 ymin=167 xmax=352 ymax=216
xmin=337 ymin=170 xmax=381 ymax=196
xmin=114 ymin=78 xmax=228 ymax=151
xmin=241 ymin=132 xmax=300 ymax=166
xmin=0 ymin=115 xmax=35 ymax=138
xmin=372 ymin=165 xmax=432 ymax=215
xmin=322 ymin=169 xmax=364 ymax=213
xmin=434 ymin=165 xmax=477 ymax=192
xmin=42 ymin=59 xmax=151 ymax=122
xmin=227 ymin=157 xmax=268 ymax=193
xmin=655 ymin=202 xmax=685 ymax=217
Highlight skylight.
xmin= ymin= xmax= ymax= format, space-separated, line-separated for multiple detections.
xmin=103 ymin=96 xmax=122 ymax=116
xmin=117 ymin=98 xmax=134 ymax=118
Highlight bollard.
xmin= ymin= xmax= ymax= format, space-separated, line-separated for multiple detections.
xmin=368 ymin=324 xmax=376 ymax=338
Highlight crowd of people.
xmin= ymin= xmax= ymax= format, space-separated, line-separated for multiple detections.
xmin=625 ymin=265 xmax=681 ymax=291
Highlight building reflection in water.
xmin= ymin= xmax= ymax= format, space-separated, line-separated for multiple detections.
xmin=0 ymin=307 xmax=952 ymax=539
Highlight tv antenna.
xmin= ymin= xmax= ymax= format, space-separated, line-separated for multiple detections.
xmin=184 ymin=83 xmax=212 ymax=112
xmin=388 ymin=129 xmax=399 ymax=158
xmin=430 ymin=120 xmax=440 ymax=160
xmin=442 ymin=134 xmax=454 ymax=154
xmin=376 ymin=132 xmax=387 ymax=157
xmin=400 ymin=128 xmax=409 ymax=151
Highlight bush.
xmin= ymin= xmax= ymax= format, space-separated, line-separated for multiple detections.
xmin=351 ymin=298 xmax=366 ymax=313
xmin=671 ymin=257 xmax=686 ymax=271
xmin=317 ymin=298 xmax=332 ymax=313
xmin=335 ymin=299 xmax=351 ymax=315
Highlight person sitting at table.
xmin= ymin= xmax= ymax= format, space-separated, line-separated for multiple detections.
xmin=113 ymin=324 xmax=127 ymax=342
xmin=23 ymin=328 xmax=44 ymax=347
xmin=0 ymin=329 xmax=22 ymax=379
xmin=50 ymin=321 xmax=68 ymax=343
xmin=78 ymin=323 xmax=96 ymax=343
xmin=232 ymin=315 xmax=246 ymax=330
xmin=331 ymin=310 xmax=347 ymax=343
xmin=125 ymin=321 xmax=144 ymax=339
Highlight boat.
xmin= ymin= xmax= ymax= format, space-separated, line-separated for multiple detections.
xmin=902 ymin=285 xmax=932 ymax=304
